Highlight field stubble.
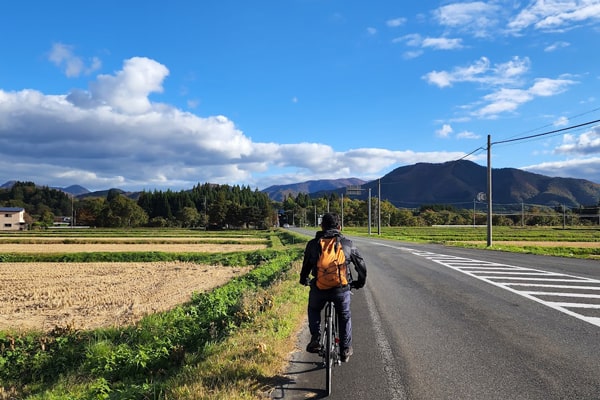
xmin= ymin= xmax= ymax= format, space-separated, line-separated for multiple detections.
xmin=0 ymin=237 xmax=263 ymax=332
xmin=0 ymin=261 xmax=251 ymax=332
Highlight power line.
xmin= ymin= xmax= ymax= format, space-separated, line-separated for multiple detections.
xmin=457 ymin=109 xmax=600 ymax=161
xmin=458 ymin=146 xmax=485 ymax=161
xmin=499 ymin=106 xmax=600 ymax=142
xmin=492 ymin=118 xmax=600 ymax=146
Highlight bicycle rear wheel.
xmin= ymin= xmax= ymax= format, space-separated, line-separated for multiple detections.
xmin=324 ymin=302 xmax=334 ymax=396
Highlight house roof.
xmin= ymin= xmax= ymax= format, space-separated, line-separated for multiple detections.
xmin=0 ymin=207 xmax=25 ymax=212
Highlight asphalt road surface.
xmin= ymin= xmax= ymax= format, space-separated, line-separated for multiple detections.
xmin=271 ymin=229 xmax=600 ymax=399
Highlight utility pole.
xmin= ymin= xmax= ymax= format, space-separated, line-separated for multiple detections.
xmin=368 ymin=188 xmax=372 ymax=235
xmin=487 ymin=135 xmax=493 ymax=247
xmin=341 ymin=193 xmax=344 ymax=230
xmin=378 ymin=179 xmax=381 ymax=236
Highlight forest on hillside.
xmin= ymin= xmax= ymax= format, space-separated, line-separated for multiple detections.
xmin=1 ymin=181 xmax=599 ymax=229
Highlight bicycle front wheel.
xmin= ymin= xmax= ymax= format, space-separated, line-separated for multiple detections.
xmin=325 ymin=302 xmax=334 ymax=396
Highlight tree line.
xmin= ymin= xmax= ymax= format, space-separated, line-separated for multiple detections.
xmin=0 ymin=182 xmax=274 ymax=229
xmin=1 ymin=181 xmax=598 ymax=229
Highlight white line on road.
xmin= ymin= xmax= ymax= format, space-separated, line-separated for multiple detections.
xmin=372 ymin=242 xmax=600 ymax=328
xmin=364 ymin=286 xmax=408 ymax=400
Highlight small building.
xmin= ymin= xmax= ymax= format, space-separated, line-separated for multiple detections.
xmin=0 ymin=207 xmax=26 ymax=231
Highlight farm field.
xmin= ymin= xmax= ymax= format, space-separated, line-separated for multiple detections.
xmin=0 ymin=242 xmax=266 ymax=253
xmin=0 ymin=230 xmax=271 ymax=332
xmin=0 ymin=261 xmax=250 ymax=331
xmin=0 ymin=228 xmax=304 ymax=399
xmin=341 ymin=225 xmax=599 ymax=259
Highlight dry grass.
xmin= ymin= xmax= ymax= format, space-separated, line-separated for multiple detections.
xmin=0 ymin=243 xmax=266 ymax=253
xmin=0 ymin=261 xmax=251 ymax=332
xmin=0 ymin=236 xmax=263 ymax=242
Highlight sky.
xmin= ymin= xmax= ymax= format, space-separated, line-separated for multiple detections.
xmin=1 ymin=1 xmax=600 ymax=193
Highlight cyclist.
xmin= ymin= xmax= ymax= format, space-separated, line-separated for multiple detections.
xmin=300 ymin=212 xmax=367 ymax=362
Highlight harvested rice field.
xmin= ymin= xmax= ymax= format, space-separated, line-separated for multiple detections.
xmin=0 ymin=242 xmax=266 ymax=253
xmin=0 ymin=261 xmax=251 ymax=331
xmin=0 ymin=235 xmax=268 ymax=253
xmin=0 ymin=232 xmax=269 ymax=332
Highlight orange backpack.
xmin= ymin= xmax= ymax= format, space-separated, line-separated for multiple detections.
xmin=316 ymin=236 xmax=348 ymax=289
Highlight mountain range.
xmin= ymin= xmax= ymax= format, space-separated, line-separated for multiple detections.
xmin=261 ymin=178 xmax=366 ymax=202
xmin=263 ymin=160 xmax=600 ymax=208
xmin=2 ymin=160 xmax=599 ymax=208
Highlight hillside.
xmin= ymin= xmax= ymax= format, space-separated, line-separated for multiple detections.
xmin=305 ymin=160 xmax=600 ymax=208
xmin=262 ymin=178 xmax=366 ymax=202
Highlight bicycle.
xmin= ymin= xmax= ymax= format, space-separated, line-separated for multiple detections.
xmin=319 ymin=299 xmax=341 ymax=396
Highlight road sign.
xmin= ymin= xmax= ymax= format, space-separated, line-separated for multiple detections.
xmin=346 ymin=185 xmax=363 ymax=195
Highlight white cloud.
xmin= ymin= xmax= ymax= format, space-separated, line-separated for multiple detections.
xmin=386 ymin=17 xmax=407 ymax=27
xmin=522 ymin=157 xmax=600 ymax=183
xmin=48 ymin=43 xmax=102 ymax=78
xmin=457 ymin=131 xmax=481 ymax=139
xmin=395 ymin=34 xmax=464 ymax=51
xmin=436 ymin=124 xmax=454 ymax=138
xmin=403 ymin=50 xmax=424 ymax=59
xmin=508 ymin=0 xmax=600 ymax=32
xmin=87 ymin=57 xmax=170 ymax=114
xmin=423 ymin=55 xmax=576 ymax=119
xmin=423 ymin=56 xmax=530 ymax=88
xmin=555 ymin=126 xmax=600 ymax=155
xmin=421 ymin=37 xmax=464 ymax=50
xmin=473 ymin=77 xmax=575 ymax=117
xmin=0 ymin=56 xmax=470 ymax=191
xmin=433 ymin=1 xmax=503 ymax=37
xmin=545 ymin=41 xmax=570 ymax=52
xmin=366 ymin=27 xmax=377 ymax=35
xmin=553 ymin=116 xmax=569 ymax=126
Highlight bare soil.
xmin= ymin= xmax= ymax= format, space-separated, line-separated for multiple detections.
xmin=0 ymin=243 xmax=266 ymax=253
xmin=0 ymin=262 xmax=251 ymax=332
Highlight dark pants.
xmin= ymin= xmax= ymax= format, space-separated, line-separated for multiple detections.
xmin=308 ymin=287 xmax=352 ymax=351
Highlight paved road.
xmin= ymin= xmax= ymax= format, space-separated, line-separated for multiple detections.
xmin=272 ymin=230 xmax=600 ymax=399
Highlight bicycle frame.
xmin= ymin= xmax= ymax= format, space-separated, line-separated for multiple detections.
xmin=319 ymin=300 xmax=341 ymax=396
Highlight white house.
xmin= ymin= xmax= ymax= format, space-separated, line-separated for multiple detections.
xmin=0 ymin=207 xmax=26 ymax=231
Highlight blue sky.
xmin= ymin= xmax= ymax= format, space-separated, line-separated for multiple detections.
xmin=1 ymin=1 xmax=599 ymax=192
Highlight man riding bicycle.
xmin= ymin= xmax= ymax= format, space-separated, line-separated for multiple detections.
xmin=300 ymin=213 xmax=367 ymax=362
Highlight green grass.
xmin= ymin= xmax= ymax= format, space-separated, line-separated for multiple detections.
xmin=341 ymin=225 xmax=599 ymax=259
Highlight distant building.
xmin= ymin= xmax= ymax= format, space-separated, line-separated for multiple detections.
xmin=53 ymin=216 xmax=71 ymax=227
xmin=0 ymin=207 xmax=26 ymax=231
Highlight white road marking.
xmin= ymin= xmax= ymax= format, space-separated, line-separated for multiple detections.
xmin=364 ymin=285 xmax=408 ymax=400
xmin=373 ymin=242 xmax=600 ymax=328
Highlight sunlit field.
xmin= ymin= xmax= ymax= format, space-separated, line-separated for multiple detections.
xmin=0 ymin=229 xmax=270 ymax=332
xmin=341 ymin=225 xmax=599 ymax=259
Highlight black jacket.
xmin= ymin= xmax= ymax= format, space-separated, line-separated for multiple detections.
xmin=300 ymin=229 xmax=367 ymax=291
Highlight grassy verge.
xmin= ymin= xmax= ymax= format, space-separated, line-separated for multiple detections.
xmin=163 ymin=260 xmax=307 ymax=399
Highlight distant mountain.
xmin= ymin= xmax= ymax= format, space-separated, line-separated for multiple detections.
xmin=62 ymin=185 xmax=90 ymax=196
xmin=2 ymin=181 xmax=91 ymax=196
xmin=262 ymin=178 xmax=367 ymax=202
xmin=77 ymin=188 xmax=141 ymax=200
xmin=0 ymin=181 xmax=16 ymax=189
xmin=348 ymin=160 xmax=600 ymax=208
